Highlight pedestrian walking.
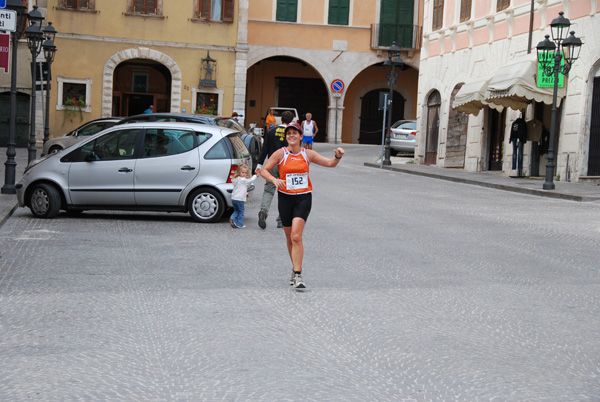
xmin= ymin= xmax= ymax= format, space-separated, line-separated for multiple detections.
xmin=301 ymin=113 xmax=318 ymax=149
xmin=260 ymin=122 xmax=345 ymax=289
xmin=256 ymin=110 xmax=294 ymax=229
xmin=230 ymin=163 xmax=259 ymax=229
xmin=265 ymin=109 xmax=277 ymax=129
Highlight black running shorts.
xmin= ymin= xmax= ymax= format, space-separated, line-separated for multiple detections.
xmin=277 ymin=192 xmax=312 ymax=227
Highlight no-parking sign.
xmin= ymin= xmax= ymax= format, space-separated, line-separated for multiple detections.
xmin=331 ymin=79 xmax=344 ymax=93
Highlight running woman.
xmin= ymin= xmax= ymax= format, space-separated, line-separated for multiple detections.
xmin=260 ymin=122 xmax=345 ymax=289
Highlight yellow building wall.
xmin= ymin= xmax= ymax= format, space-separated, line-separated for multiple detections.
xmin=45 ymin=0 xmax=238 ymax=138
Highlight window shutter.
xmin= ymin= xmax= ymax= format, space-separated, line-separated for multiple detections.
xmin=328 ymin=0 xmax=349 ymax=26
xmin=276 ymin=0 xmax=297 ymax=22
xmin=432 ymin=0 xmax=444 ymax=30
xmin=201 ymin=0 xmax=211 ymax=19
xmin=222 ymin=0 xmax=234 ymax=22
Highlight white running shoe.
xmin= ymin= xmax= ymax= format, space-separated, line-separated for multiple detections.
xmin=293 ymin=273 xmax=306 ymax=289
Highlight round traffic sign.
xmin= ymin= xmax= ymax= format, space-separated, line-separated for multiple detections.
xmin=331 ymin=79 xmax=344 ymax=93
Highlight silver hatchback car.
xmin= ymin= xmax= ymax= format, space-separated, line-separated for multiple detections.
xmin=389 ymin=119 xmax=417 ymax=155
xmin=16 ymin=122 xmax=253 ymax=223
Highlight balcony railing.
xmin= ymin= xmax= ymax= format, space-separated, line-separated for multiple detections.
xmin=371 ymin=23 xmax=423 ymax=50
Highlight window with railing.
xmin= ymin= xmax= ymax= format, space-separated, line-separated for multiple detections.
xmin=460 ymin=0 xmax=471 ymax=22
xmin=432 ymin=0 xmax=444 ymax=30
xmin=197 ymin=0 xmax=234 ymax=22
xmin=497 ymin=0 xmax=510 ymax=12
xmin=328 ymin=0 xmax=349 ymax=26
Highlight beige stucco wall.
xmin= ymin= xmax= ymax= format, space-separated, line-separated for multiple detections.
xmin=12 ymin=0 xmax=241 ymax=142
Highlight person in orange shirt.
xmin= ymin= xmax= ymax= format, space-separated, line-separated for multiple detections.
xmin=265 ymin=109 xmax=277 ymax=129
xmin=259 ymin=122 xmax=345 ymax=289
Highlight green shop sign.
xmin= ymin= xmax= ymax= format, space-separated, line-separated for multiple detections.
xmin=537 ymin=52 xmax=565 ymax=88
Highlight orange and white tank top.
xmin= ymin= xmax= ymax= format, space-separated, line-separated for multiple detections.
xmin=278 ymin=147 xmax=312 ymax=195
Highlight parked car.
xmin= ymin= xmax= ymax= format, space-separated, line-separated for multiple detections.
xmin=41 ymin=117 xmax=122 ymax=156
xmin=389 ymin=119 xmax=417 ymax=155
xmin=16 ymin=122 xmax=253 ymax=223
xmin=119 ymin=113 xmax=262 ymax=170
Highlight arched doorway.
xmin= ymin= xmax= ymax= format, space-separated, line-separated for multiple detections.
xmin=112 ymin=59 xmax=172 ymax=116
xmin=102 ymin=48 xmax=182 ymax=117
xmin=245 ymin=56 xmax=328 ymax=140
xmin=425 ymin=90 xmax=441 ymax=164
xmin=359 ymin=89 xmax=404 ymax=144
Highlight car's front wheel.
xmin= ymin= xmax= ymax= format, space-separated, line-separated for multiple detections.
xmin=187 ymin=188 xmax=225 ymax=223
xmin=28 ymin=183 xmax=61 ymax=219
xmin=48 ymin=145 xmax=63 ymax=155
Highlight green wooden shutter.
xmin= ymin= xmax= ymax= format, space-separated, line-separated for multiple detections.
xmin=276 ymin=0 xmax=297 ymax=22
xmin=328 ymin=0 xmax=349 ymax=26
xmin=379 ymin=0 xmax=414 ymax=47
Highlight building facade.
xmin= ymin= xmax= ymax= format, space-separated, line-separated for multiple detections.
xmin=1 ymin=0 xmax=245 ymax=145
xmin=416 ymin=0 xmax=600 ymax=183
xmin=2 ymin=0 xmax=424 ymax=149
xmin=245 ymin=0 xmax=423 ymax=145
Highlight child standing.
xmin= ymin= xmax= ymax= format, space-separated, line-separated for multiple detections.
xmin=230 ymin=163 xmax=258 ymax=228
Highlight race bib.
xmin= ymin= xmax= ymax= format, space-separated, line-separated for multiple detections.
xmin=286 ymin=173 xmax=308 ymax=190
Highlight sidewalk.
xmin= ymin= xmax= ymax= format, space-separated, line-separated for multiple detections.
xmin=365 ymin=159 xmax=600 ymax=202
xmin=0 ymin=147 xmax=31 ymax=227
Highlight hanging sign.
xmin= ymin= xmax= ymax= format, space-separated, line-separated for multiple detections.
xmin=0 ymin=9 xmax=16 ymax=32
xmin=0 ymin=32 xmax=9 ymax=73
xmin=537 ymin=53 xmax=565 ymax=88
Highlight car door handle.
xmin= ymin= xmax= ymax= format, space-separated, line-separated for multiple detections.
xmin=118 ymin=167 xmax=133 ymax=173
xmin=181 ymin=165 xmax=196 ymax=171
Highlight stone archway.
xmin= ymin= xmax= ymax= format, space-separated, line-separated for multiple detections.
xmin=102 ymin=47 xmax=182 ymax=117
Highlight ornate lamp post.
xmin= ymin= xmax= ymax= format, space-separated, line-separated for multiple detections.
xmin=42 ymin=22 xmax=57 ymax=144
xmin=25 ymin=6 xmax=45 ymax=164
xmin=382 ymin=42 xmax=403 ymax=166
xmin=536 ymin=12 xmax=582 ymax=190
xmin=1 ymin=0 xmax=29 ymax=195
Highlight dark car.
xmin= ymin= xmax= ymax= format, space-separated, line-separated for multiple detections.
xmin=118 ymin=113 xmax=262 ymax=169
xmin=42 ymin=117 xmax=122 ymax=156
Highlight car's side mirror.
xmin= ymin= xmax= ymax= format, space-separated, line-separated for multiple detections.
xmin=84 ymin=151 xmax=98 ymax=162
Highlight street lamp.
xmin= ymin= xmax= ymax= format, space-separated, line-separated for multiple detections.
xmin=382 ymin=41 xmax=403 ymax=166
xmin=536 ymin=12 xmax=582 ymax=190
xmin=1 ymin=0 xmax=29 ymax=195
xmin=42 ymin=22 xmax=57 ymax=144
xmin=25 ymin=6 xmax=45 ymax=164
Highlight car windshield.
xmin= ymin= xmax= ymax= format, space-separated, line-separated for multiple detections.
xmin=393 ymin=121 xmax=416 ymax=130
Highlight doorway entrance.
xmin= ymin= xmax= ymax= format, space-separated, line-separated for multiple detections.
xmin=425 ymin=91 xmax=440 ymax=164
xmin=487 ymin=109 xmax=506 ymax=171
xmin=277 ymin=77 xmax=328 ymax=142
xmin=0 ymin=92 xmax=30 ymax=147
xmin=359 ymin=89 xmax=404 ymax=145
xmin=112 ymin=59 xmax=171 ymax=117
xmin=588 ymin=76 xmax=600 ymax=175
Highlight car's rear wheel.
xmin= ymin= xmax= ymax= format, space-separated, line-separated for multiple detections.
xmin=187 ymin=188 xmax=225 ymax=223
xmin=29 ymin=183 xmax=61 ymax=219
xmin=48 ymin=145 xmax=62 ymax=155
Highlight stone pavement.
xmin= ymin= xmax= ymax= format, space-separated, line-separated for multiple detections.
xmin=2 ymin=145 xmax=600 ymax=229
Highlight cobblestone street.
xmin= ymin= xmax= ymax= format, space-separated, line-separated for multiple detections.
xmin=1 ymin=145 xmax=599 ymax=401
